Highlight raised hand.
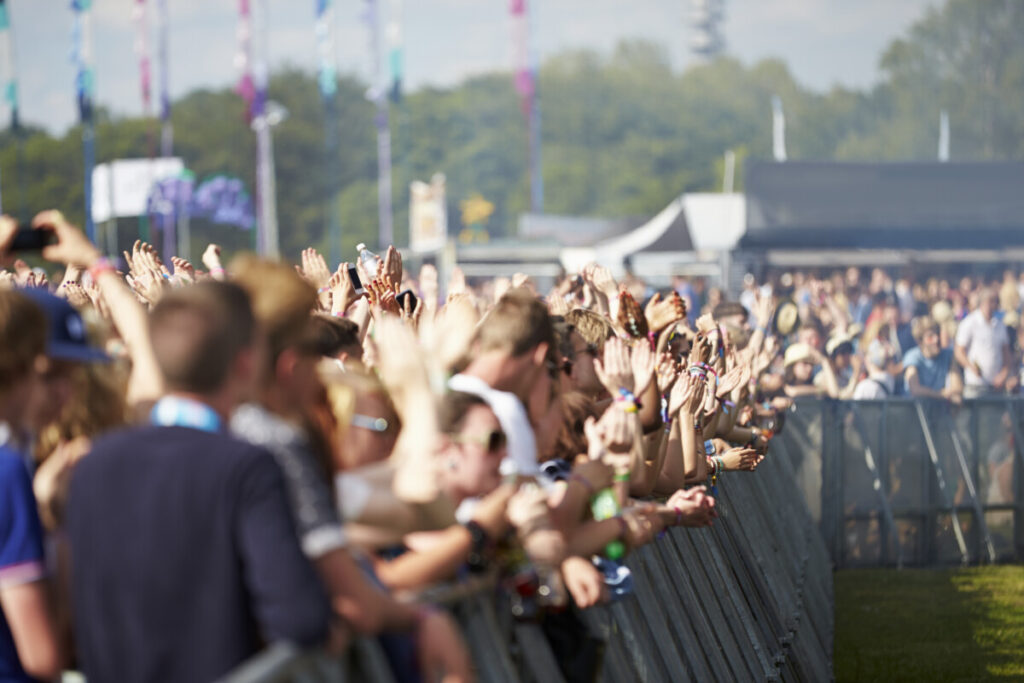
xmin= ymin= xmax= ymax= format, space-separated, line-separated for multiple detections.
xmin=171 ymin=256 xmax=196 ymax=286
xmin=644 ymin=291 xmax=686 ymax=335
xmin=594 ymin=336 xmax=634 ymax=396
xmin=329 ymin=262 xmax=359 ymax=315
xmin=668 ymin=373 xmax=704 ymax=418
xmin=32 ymin=210 xmax=101 ymax=268
xmin=630 ymin=338 xmax=657 ymax=397
xmin=381 ymin=245 xmax=403 ymax=292
xmin=617 ymin=290 xmax=648 ymax=338
xmin=202 ymin=243 xmax=224 ymax=278
xmin=547 ymin=289 xmax=570 ymax=316
xmin=300 ymin=247 xmax=331 ymax=291
xmin=63 ymin=281 xmax=92 ymax=308
xmin=716 ymin=363 xmax=745 ymax=398
xmin=656 ymin=352 xmax=680 ymax=394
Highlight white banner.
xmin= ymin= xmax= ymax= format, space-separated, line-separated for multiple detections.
xmin=92 ymin=157 xmax=184 ymax=222
xmin=409 ymin=173 xmax=447 ymax=253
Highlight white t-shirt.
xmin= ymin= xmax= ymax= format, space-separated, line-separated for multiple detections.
xmin=852 ymin=373 xmax=894 ymax=400
xmin=955 ymin=310 xmax=1009 ymax=387
xmin=448 ymin=373 xmax=539 ymax=476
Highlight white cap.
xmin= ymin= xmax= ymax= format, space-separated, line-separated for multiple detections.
xmin=356 ymin=242 xmax=366 ymax=251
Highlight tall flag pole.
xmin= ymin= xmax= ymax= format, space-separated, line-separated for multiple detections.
xmin=132 ymin=0 xmax=152 ymax=120
xmin=0 ymin=0 xmax=19 ymax=215
xmin=72 ymin=0 xmax=97 ymax=243
xmin=157 ymin=0 xmax=171 ymax=157
xmin=316 ymin=0 xmax=342 ymax=265
xmin=244 ymin=0 xmax=278 ymax=258
xmin=511 ymin=0 xmax=543 ymax=212
xmin=235 ymin=0 xmax=257 ymax=253
xmin=771 ymin=95 xmax=787 ymax=162
xmin=362 ymin=0 xmax=392 ymax=249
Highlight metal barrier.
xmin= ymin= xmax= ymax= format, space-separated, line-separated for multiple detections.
xmin=771 ymin=397 xmax=1024 ymax=568
xmin=220 ymin=445 xmax=834 ymax=682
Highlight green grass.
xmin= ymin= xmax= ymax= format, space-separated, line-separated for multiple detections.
xmin=835 ymin=566 xmax=1024 ymax=682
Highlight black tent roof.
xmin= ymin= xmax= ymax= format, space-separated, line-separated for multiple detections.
xmin=740 ymin=161 xmax=1024 ymax=250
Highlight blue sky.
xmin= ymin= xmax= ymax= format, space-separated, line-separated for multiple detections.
xmin=6 ymin=0 xmax=936 ymax=135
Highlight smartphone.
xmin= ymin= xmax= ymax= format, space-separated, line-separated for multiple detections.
xmin=10 ymin=227 xmax=57 ymax=252
xmin=347 ymin=265 xmax=364 ymax=294
xmin=396 ymin=288 xmax=418 ymax=311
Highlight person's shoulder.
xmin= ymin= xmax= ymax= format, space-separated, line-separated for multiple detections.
xmin=0 ymin=445 xmax=28 ymax=482
xmin=902 ymin=347 xmax=923 ymax=365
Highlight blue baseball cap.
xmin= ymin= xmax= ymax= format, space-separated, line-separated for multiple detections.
xmin=21 ymin=288 xmax=111 ymax=363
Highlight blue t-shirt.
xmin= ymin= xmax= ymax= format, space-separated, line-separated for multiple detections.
xmin=0 ymin=445 xmax=47 ymax=682
xmin=902 ymin=347 xmax=953 ymax=394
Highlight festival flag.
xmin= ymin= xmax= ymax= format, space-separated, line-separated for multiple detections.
xmin=0 ymin=0 xmax=19 ymax=131
xmin=235 ymin=0 xmax=255 ymax=119
xmin=386 ymin=0 xmax=402 ymax=103
xmin=132 ymin=0 xmax=151 ymax=117
xmin=157 ymin=0 xmax=171 ymax=156
xmin=72 ymin=0 xmax=97 ymax=242
xmin=315 ymin=0 xmax=337 ymax=98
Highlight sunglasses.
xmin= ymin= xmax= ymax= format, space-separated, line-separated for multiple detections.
xmin=451 ymin=429 xmax=507 ymax=453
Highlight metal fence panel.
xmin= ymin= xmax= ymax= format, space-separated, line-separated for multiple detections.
xmin=224 ymin=422 xmax=835 ymax=682
xmin=782 ymin=397 xmax=1024 ymax=569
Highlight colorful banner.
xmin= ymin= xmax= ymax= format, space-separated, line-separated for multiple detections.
xmin=386 ymin=0 xmax=402 ymax=102
xmin=132 ymin=0 xmax=151 ymax=116
xmin=235 ymin=0 xmax=255 ymax=118
xmin=158 ymin=0 xmax=171 ymax=155
xmin=409 ymin=174 xmax=447 ymax=253
xmin=71 ymin=0 xmax=95 ymax=124
xmin=0 ymin=0 xmax=19 ymax=131
xmin=315 ymin=0 xmax=336 ymax=98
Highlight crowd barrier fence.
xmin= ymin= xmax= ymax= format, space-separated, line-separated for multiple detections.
xmin=220 ymin=437 xmax=834 ymax=682
xmin=770 ymin=397 xmax=1024 ymax=568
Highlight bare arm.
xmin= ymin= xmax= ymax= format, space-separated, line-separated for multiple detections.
xmin=34 ymin=211 xmax=163 ymax=408
xmin=0 ymin=582 xmax=62 ymax=681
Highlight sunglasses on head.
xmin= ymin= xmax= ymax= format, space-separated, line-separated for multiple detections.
xmin=451 ymin=429 xmax=507 ymax=453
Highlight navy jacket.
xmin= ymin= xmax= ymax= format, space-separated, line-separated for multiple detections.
xmin=67 ymin=425 xmax=330 ymax=683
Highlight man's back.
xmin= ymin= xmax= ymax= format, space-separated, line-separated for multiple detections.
xmin=67 ymin=424 xmax=329 ymax=683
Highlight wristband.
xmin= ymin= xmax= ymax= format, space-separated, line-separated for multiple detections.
xmin=674 ymin=506 xmax=683 ymax=526
xmin=616 ymin=387 xmax=640 ymax=413
xmin=318 ymin=285 xmax=331 ymax=294
xmin=88 ymin=257 xmax=115 ymax=281
xmin=613 ymin=472 xmax=631 ymax=483
xmin=331 ymin=310 xmax=346 ymax=318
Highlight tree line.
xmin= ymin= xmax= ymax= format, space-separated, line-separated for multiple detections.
xmin=1 ymin=0 xmax=1021 ymax=263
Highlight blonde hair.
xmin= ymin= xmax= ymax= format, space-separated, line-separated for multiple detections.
xmin=565 ymin=308 xmax=615 ymax=353
xmin=231 ymin=255 xmax=318 ymax=370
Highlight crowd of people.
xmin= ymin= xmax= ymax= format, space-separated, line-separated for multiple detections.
xmin=0 ymin=209 xmax=1012 ymax=682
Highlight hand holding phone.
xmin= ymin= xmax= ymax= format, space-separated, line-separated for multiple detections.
xmin=10 ymin=226 xmax=58 ymax=252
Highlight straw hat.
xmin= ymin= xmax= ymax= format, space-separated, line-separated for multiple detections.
xmin=783 ymin=342 xmax=815 ymax=367
xmin=773 ymin=300 xmax=800 ymax=337
xmin=931 ymin=300 xmax=953 ymax=324
xmin=826 ymin=333 xmax=854 ymax=357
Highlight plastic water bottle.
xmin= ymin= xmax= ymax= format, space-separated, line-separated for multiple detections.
xmin=356 ymin=243 xmax=380 ymax=273
xmin=591 ymin=489 xmax=626 ymax=560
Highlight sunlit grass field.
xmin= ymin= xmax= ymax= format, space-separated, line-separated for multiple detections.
xmin=835 ymin=567 xmax=1024 ymax=681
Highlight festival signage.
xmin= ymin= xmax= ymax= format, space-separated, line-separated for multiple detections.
xmin=409 ymin=174 xmax=447 ymax=253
